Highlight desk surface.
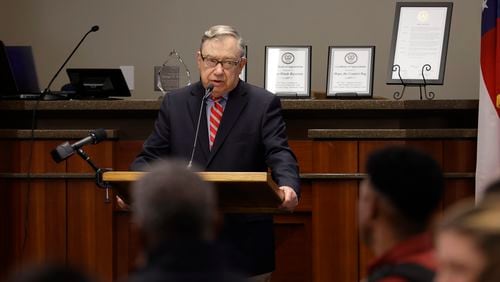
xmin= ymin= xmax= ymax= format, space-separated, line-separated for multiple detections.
xmin=0 ymin=98 xmax=478 ymax=111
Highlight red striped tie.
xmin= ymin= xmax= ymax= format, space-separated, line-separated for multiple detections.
xmin=209 ymin=96 xmax=223 ymax=149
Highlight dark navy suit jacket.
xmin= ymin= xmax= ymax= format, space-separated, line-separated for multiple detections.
xmin=131 ymin=80 xmax=300 ymax=275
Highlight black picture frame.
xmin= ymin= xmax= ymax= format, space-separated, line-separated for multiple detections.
xmin=264 ymin=45 xmax=311 ymax=98
xmin=387 ymin=2 xmax=453 ymax=85
xmin=326 ymin=46 xmax=375 ymax=98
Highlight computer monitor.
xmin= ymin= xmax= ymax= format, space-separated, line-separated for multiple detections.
xmin=0 ymin=40 xmax=40 ymax=98
xmin=0 ymin=41 xmax=17 ymax=95
xmin=66 ymin=68 xmax=131 ymax=99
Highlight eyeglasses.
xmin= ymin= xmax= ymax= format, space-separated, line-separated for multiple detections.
xmin=200 ymin=51 xmax=241 ymax=70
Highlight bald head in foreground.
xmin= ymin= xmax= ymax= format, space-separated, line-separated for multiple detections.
xmin=128 ymin=160 xmax=243 ymax=282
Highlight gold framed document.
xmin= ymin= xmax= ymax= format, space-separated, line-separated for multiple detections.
xmin=264 ymin=45 xmax=311 ymax=98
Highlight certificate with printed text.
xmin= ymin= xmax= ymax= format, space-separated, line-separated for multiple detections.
xmin=265 ymin=46 xmax=311 ymax=98
xmin=387 ymin=2 xmax=453 ymax=85
xmin=327 ymin=46 xmax=375 ymax=97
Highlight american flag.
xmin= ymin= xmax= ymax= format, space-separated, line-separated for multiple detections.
xmin=476 ymin=0 xmax=500 ymax=198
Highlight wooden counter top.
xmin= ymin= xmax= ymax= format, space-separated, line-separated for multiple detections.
xmin=0 ymin=98 xmax=478 ymax=111
xmin=0 ymin=99 xmax=478 ymax=139
xmin=308 ymin=128 xmax=477 ymax=139
xmin=0 ymin=129 xmax=119 ymax=139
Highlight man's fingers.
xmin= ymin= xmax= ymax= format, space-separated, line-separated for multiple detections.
xmin=278 ymin=187 xmax=298 ymax=211
xmin=116 ymin=195 xmax=130 ymax=210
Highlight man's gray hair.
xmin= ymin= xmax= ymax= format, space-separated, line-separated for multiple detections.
xmin=131 ymin=160 xmax=216 ymax=241
xmin=201 ymin=25 xmax=245 ymax=57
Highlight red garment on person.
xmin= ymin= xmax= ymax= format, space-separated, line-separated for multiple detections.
xmin=366 ymin=232 xmax=436 ymax=282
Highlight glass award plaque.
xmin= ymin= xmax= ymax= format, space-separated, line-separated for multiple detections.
xmin=157 ymin=49 xmax=191 ymax=96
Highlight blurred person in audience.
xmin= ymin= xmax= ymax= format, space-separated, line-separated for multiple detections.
xmin=126 ymin=160 xmax=243 ymax=282
xmin=8 ymin=263 xmax=94 ymax=282
xmin=359 ymin=146 xmax=444 ymax=282
xmin=483 ymin=177 xmax=500 ymax=198
xmin=435 ymin=200 xmax=500 ymax=282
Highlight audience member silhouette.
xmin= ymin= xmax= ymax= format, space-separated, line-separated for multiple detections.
xmin=435 ymin=200 xmax=500 ymax=282
xmin=359 ymin=146 xmax=444 ymax=282
xmin=126 ymin=160 xmax=244 ymax=282
xmin=8 ymin=263 xmax=94 ymax=282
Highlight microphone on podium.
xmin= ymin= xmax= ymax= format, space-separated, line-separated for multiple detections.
xmin=51 ymin=128 xmax=107 ymax=163
xmin=187 ymin=83 xmax=214 ymax=168
xmin=41 ymin=25 xmax=100 ymax=99
xmin=50 ymin=128 xmax=112 ymax=203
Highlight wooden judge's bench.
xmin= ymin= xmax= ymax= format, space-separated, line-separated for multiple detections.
xmin=0 ymin=98 xmax=478 ymax=282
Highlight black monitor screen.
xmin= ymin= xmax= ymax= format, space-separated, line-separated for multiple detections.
xmin=6 ymin=45 xmax=40 ymax=93
xmin=66 ymin=68 xmax=131 ymax=98
xmin=0 ymin=41 xmax=40 ymax=95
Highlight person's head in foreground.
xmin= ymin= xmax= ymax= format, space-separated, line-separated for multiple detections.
xmin=8 ymin=263 xmax=94 ymax=282
xmin=483 ymin=177 xmax=500 ymax=198
xmin=131 ymin=159 xmax=217 ymax=246
xmin=435 ymin=200 xmax=500 ymax=282
xmin=359 ymin=146 xmax=444 ymax=253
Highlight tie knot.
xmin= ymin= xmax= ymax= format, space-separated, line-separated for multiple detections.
xmin=211 ymin=95 xmax=222 ymax=102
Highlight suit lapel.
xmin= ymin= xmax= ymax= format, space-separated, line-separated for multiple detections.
xmin=188 ymin=83 xmax=210 ymax=162
xmin=207 ymin=81 xmax=248 ymax=165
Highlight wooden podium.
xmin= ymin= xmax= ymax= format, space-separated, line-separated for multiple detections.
xmin=102 ymin=171 xmax=285 ymax=213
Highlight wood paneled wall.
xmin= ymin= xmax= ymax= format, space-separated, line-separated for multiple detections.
xmin=0 ymin=140 xmax=115 ymax=281
xmin=0 ymin=137 xmax=476 ymax=282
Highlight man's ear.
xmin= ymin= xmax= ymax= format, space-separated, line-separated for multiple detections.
xmin=236 ymin=57 xmax=247 ymax=74
xmin=196 ymin=51 xmax=203 ymax=68
xmin=359 ymin=179 xmax=379 ymax=225
xmin=240 ymin=57 xmax=247 ymax=67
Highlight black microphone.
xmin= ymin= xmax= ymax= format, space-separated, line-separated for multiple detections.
xmin=51 ymin=128 xmax=107 ymax=163
xmin=41 ymin=25 xmax=100 ymax=98
xmin=187 ymin=83 xmax=214 ymax=168
xmin=203 ymin=83 xmax=214 ymax=100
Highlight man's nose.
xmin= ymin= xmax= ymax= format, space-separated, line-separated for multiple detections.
xmin=213 ymin=63 xmax=225 ymax=74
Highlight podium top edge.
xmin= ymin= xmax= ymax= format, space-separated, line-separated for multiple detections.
xmin=102 ymin=171 xmax=270 ymax=182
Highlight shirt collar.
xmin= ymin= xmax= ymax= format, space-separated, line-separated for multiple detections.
xmin=367 ymin=232 xmax=434 ymax=274
xmin=209 ymin=93 xmax=229 ymax=102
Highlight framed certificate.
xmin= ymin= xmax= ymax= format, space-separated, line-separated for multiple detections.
xmin=327 ymin=46 xmax=375 ymax=98
xmin=387 ymin=2 xmax=453 ymax=85
xmin=264 ymin=46 xmax=311 ymax=98
xmin=239 ymin=45 xmax=247 ymax=82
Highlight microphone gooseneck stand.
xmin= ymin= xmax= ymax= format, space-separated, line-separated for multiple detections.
xmin=76 ymin=148 xmax=112 ymax=203
xmin=187 ymin=84 xmax=214 ymax=168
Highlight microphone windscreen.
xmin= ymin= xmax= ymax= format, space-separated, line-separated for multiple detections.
xmin=206 ymin=83 xmax=214 ymax=92
xmin=92 ymin=128 xmax=107 ymax=143
xmin=51 ymin=142 xmax=74 ymax=163
xmin=91 ymin=25 xmax=100 ymax=32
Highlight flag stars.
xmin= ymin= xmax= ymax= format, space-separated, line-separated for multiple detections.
xmin=483 ymin=0 xmax=488 ymax=11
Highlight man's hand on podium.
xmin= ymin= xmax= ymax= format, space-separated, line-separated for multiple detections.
xmin=116 ymin=186 xmax=299 ymax=212
xmin=116 ymin=195 xmax=130 ymax=210
xmin=278 ymin=186 xmax=298 ymax=211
